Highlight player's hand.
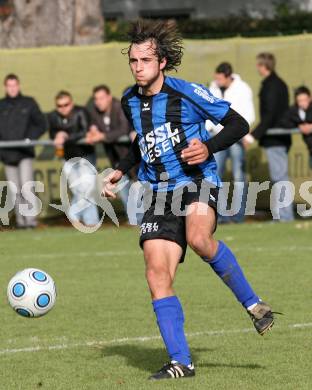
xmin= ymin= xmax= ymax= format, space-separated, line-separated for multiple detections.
xmin=85 ymin=131 xmax=94 ymax=144
xmin=181 ymin=138 xmax=209 ymax=165
xmin=85 ymin=131 xmax=104 ymax=144
xmin=242 ymin=134 xmax=255 ymax=149
xmin=299 ymin=123 xmax=312 ymax=135
xmin=54 ymin=131 xmax=68 ymax=147
xmin=101 ymin=169 xmax=123 ymax=198
xmin=86 ymin=126 xmax=105 ymax=144
xmin=129 ymin=130 xmax=137 ymax=142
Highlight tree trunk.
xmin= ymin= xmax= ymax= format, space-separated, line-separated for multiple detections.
xmin=0 ymin=0 xmax=104 ymax=48
xmin=73 ymin=0 xmax=104 ymax=45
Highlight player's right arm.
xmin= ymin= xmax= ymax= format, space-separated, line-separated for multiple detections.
xmin=102 ymin=89 xmax=142 ymax=198
xmin=101 ymin=135 xmax=141 ymax=198
xmin=102 ymin=169 xmax=123 ymax=198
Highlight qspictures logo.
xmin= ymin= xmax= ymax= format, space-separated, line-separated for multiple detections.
xmin=1 ymin=158 xmax=312 ymax=233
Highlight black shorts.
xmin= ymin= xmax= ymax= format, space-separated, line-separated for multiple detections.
xmin=139 ymin=180 xmax=219 ymax=263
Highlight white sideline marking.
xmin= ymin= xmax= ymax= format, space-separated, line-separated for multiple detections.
xmin=5 ymin=245 xmax=312 ymax=260
xmin=291 ymin=322 xmax=312 ymax=328
xmin=0 ymin=322 xmax=311 ymax=356
xmin=4 ymin=250 xmax=141 ymax=260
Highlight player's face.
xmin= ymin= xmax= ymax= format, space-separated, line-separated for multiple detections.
xmin=129 ymin=40 xmax=166 ymax=88
xmin=214 ymin=73 xmax=232 ymax=88
xmin=94 ymin=90 xmax=112 ymax=112
xmin=56 ymin=96 xmax=74 ymax=117
xmin=4 ymin=79 xmax=20 ymax=98
xmin=296 ymin=93 xmax=311 ymax=111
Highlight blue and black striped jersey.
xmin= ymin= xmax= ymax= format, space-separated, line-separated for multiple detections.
xmin=121 ymin=76 xmax=231 ymax=191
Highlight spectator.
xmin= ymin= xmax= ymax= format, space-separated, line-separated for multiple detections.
xmin=0 ymin=74 xmax=46 ymax=228
xmin=280 ymin=86 xmax=312 ymax=169
xmin=208 ymin=62 xmax=255 ymax=223
xmin=47 ymin=91 xmax=99 ymax=227
xmin=249 ymin=53 xmax=294 ymax=221
xmin=86 ymin=85 xmax=139 ymax=224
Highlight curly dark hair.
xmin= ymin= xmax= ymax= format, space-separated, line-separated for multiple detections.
xmin=123 ymin=19 xmax=184 ymax=72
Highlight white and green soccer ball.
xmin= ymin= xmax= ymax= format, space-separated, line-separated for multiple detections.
xmin=7 ymin=268 xmax=56 ymax=318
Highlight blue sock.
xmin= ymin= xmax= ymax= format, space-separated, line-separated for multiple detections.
xmin=203 ymin=241 xmax=260 ymax=309
xmin=152 ymin=296 xmax=191 ymax=366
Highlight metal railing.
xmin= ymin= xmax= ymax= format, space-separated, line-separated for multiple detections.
xmin=265 ymin=128 xmax=299 ymax=135
xmin=0 ymin=135 xmax=131 ymax=149
xmin=0 ymin=129 xmax=299 ymax=149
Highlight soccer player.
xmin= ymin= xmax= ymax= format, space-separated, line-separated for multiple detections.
xmin=102 ymin=20 xmax=275 ymax=380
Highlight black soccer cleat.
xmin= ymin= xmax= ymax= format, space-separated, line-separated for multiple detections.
xmin=248 ymin=301 xmax=275 ymax=335
xmin=148 ymin=361 xmax=195 ymax=380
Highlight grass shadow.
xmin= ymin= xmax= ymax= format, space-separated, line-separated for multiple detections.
xmin=100 ymin=344 xmax=265 ymax=373
xmin=100 ymin=344 xmax=212 ymax=372
xmin=198 ymin=362 xmax=265 ymax=370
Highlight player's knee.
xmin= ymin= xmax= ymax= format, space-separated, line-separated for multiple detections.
xmin=187 ymin=234 xmax=207 ymax=255
xmin=145 ymin=265 xmax=172 ymax=288
xmin=187 ymin=234 xmax=216 ymax=258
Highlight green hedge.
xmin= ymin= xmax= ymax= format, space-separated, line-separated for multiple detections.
xmin=105 ymin=11 xmax=312 ymax=41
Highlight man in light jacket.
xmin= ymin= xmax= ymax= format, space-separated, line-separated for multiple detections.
xmin=208 ymin=62 xmax=255 ymax=223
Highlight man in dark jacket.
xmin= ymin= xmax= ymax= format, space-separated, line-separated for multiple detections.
xmin=0 ymin=74 xmax=46 ymax=228
xmin=280 ymin=86 xmax=312 ymax=168
xmin=248 ymin=53 xmax=294 ymax=221
xmin=86 ymin=85 xmax=139 ymax=224
xmin=47 ymin=91 xmax=99 ymax=226
xmin=86 ymin=85 xmax=136 ymax=165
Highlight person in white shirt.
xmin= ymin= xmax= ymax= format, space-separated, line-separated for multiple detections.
xmin=207 ymin=62 xmax=255 ymax=223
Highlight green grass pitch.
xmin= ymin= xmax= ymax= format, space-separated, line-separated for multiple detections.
xmin=0 ymin=222 xmax=311 ymax=389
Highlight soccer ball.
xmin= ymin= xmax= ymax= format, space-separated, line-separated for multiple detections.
xmin=7 ymin=268 xmax=56 ymax=318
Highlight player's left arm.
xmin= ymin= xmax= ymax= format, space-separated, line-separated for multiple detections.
xmin=166 ymin=79 xmax=248 ymax=164
xmin=204 ymin=108 xmax=249 ymax=154
xmin=182 ymin=108 xmax=249 ymax=165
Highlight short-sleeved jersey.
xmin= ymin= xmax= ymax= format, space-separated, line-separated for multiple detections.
xmin=121 ymin=76 xmax=230 ymax=191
